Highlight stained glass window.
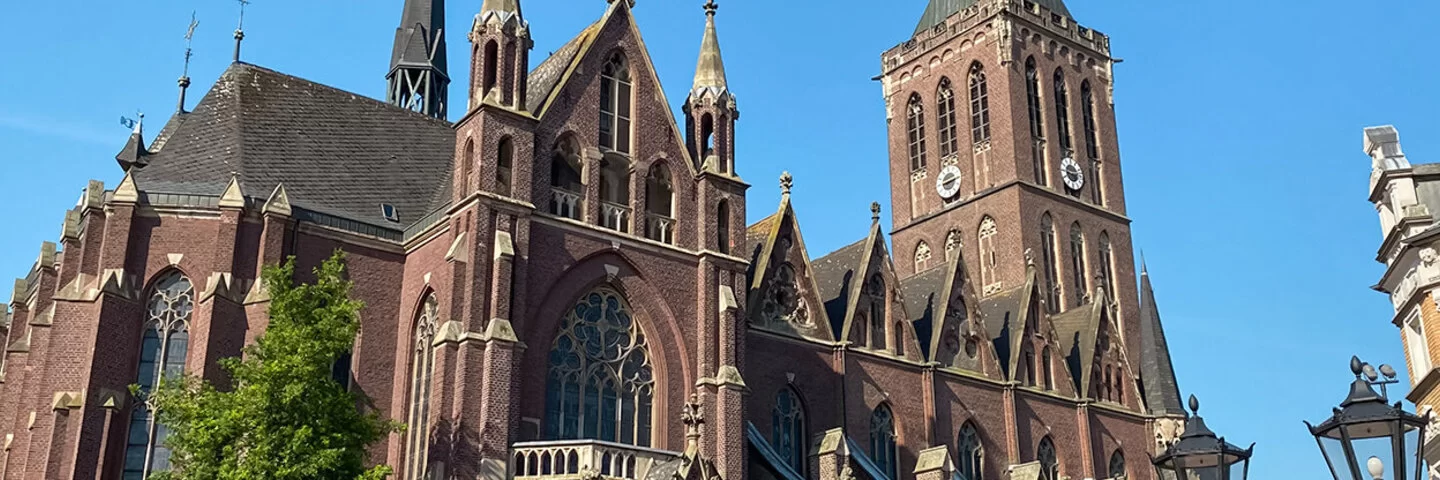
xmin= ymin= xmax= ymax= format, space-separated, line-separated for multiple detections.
xmin=122 ymin=272 xmax=193 ymax=480
xmin=545 ymin=288 xmax=655 ymax=446
xmin=1038 ymin=436 xmax=1059 ymax=480
xmin=958 ymin=422 xmax=983 ymax=480
xmin=871 ymin=404 xmax=897 ymax=479
xmin=404 ymin=294 xmax=439 ymax=480
xmin=772 ymin=388 xmax=807 ymax=475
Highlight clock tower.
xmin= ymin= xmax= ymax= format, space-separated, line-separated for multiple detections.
xmin=883 ymin=0 xmax=1142 ymax=358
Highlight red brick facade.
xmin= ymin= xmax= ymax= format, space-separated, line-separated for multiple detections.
xmin=0 ymin=1 xmax=1188 ymax=480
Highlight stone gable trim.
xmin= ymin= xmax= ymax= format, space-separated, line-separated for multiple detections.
xmin=28 ymin=305 xmax=54 ymax=327
xmin=913 ymin=445 xmax=954 ymax=474
xmin=6 ymin=327 xmax=30 ymax=353
xmin=51 ymin=391 xmax=85 ymax=411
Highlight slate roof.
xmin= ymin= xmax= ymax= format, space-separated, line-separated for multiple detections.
xmin=978 ymin=285 xmax=1026 ymax=376
xmin=812 ymin=238 xmax=869 ymax=338
xmin=1138 ymin=269 xmax=1185 ymax=415
xmin=133 ymin=62 xmax=456 ymax=230
xmin=390 ymin=0 xmax=447 ymax=72
xmin=900 ymin=266 xmax=948 ymax=358
xmin=525 ymin=23 xmax=598 ymax=113
xmin=1050 ymin=304 xmax=1097 ymax=394
xmin=913 ymin=0 xmax=1072 ymax=35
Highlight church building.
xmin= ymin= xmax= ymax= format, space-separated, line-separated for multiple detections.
xmin=0 ymin=0 xmax=1195 ymax=479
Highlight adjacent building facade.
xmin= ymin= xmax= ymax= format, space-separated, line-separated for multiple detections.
xmin=1367 ymin=125 xmax=1440 ymax=478
xmin=0 ymin=0 xmax=1196 ymax=479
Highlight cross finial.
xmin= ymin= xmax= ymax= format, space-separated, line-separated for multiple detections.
xmin=780 ymin=171 xmax=793 ymax=195
xmin=871 ymin=202 xmax=882 ymax=222
xmin=703 ymin=0 xmax=718 ymax=16
xmin=233 ymin=0 xmax=250 ymax=63
xmin=178 ymin=12 xmax=199 ymax=113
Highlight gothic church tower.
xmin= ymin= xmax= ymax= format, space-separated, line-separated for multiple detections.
xmin=882 ymin=0 xmax=1142 ymax=359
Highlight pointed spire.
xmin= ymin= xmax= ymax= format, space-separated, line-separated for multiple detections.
xmin=691 ymin=1 xmax=729 ymax=96
xmin=115 ymin=113 xmax=148 ymax=171
xmin=479 ymin=0 xmax=524 ymax=25
xmin=1139 ymin=267 xmax=1185 ymax=416
xmin=388 ymin=0 xmax=450 ymax=118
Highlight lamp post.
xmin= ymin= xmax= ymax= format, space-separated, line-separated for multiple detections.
xmin=1152 ymin=394 xmax=1254 ymax=480
xmin=1305 ymin=356 xmax=1429 ymax=480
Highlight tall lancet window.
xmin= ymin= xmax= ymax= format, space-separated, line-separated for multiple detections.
xmin=1081 ymin=80 xmax=1102 ymax=205
xmin=969 ymin=62 xmax=991 ymax=145
xmin=1098 ymin=232 xmax=1115 ymax=301
xmin=864 ymin=274 xmax=887 ymax=349
xmin=1053 ymin=69 xmax=1073 ymax=157
xmin=1069 ymin=223 xmax=1088 ymax=306
xmin=772 ymin=387 xmax=808 ymax=475
xmin=545 ymin=288 xmax=655 ymax=446
xmin=600 ymin=54 xmax=634 ymax=155
xmin=1109 ymin=450 xmax=1127 ymax=479
xmin=938 ymin=78 xmax=958 ymax=159
xmin=958 ymin=422 xmax=984 ymax=480
xmin=1026 ymin=57 xmax=1047 ymax=186
xmin=978 ymin=216 xmax=998 ymax=291
xmin=907 ymin=93 xmax=927 ymax=172
xmin=404 ymin=294 xmax=439 ymax=480
xmin=1040 ymin=213 xmax=1060 ymax=313
xmin=123 ymin=272 xmax=193 ymax=480
xmin=870 ymin=404 xmax=898 ymax=479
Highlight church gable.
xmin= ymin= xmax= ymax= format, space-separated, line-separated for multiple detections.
xmin=745 ymin=196 xmax=834 ymax=342
xmin=828 ymin=220 xmax=925 ymax=361
xmin=921 ymin=252 xmax=1003 ymax=379
xmin=999 ymin=268 xmax=1078 ymax=397
xmin=532 ymin=1 xmax=697 ymax=176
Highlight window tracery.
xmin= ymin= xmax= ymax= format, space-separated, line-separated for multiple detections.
xmin=958 ymin=422 xmax=983 ymax=480
xmin=544 ymin=288 xmax=655 ymax=446
xmin=123 ymin=272 xmax=194 ymax=480
xmin=762 ymin=262 xmax=811 ymax=328
xmin=403 ymin=294 xmax=439 ymax=480
xmin=772 ymin=388 xmax=807 ymax=475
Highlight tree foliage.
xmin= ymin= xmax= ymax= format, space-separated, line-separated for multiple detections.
xmin=145 ymin=252 xmax=401 ymax=480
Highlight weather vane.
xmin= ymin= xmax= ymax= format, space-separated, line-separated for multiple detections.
xmin=183 ymin=12 xmax=198 ymax=76
xmin=233 ymin=0 xmax=250 ymax=62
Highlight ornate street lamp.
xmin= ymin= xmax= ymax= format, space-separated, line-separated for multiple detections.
xmin=1305 ymin=356 xmax=1429 ymax=480
xmin=1152 ymin=395 xmax=1254 ymax=480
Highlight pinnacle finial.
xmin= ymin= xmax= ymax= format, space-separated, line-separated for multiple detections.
xmin=1188 ymin=394 xmax=1200 ymax=414
xmin=780 ymin=171 xmax=793 ymax=195
xmin=704 ymin=0 xmax=718 ymax=16
xmin=233 ymin=0 xmax=250 ymax=63
xmin=691 ymin=0 xmax=728 ymax=94
xmin=871 ymin=202 xmax=882 ymax=222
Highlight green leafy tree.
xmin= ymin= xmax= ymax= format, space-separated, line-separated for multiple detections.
xmin=144 ymin=252 xmax=402 ymax=480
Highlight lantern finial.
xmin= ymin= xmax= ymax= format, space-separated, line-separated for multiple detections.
xmin=1188 ymin=395 xmax=1200 ymax=414
xmin=1351 ymin=356 xmax=1364 ymax=377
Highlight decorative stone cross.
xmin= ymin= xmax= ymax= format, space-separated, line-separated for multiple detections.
xmin=682 ymin=394 xmax=704 ymax=449
xmin=780 ymin=171 xmax=793 ymax=195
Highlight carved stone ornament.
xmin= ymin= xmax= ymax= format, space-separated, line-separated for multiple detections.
xmin=762 ymin=263 xmax=811 ymax=327
xmin=1422 ymin=247 xmax=1438 ymax=266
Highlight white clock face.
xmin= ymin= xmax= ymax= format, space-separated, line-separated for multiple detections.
xmin=1060 ymin=157 xmax=1085 ymax=191
xmin=936 ymin=165 xmax=963 ymax=199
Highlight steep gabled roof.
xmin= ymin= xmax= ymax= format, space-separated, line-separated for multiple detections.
xmin=813 ymin=238 xmax=870 ymax=338
xmin=978 ymin=284 xmax=1026 ymax=377
xmin=132 ymin=63 xmax=456 ymax=230
xmin=900 ymin=266 xmax=949 ymax=358
xmin=744 ymin=190 xmax=836 ymax=342
xmin=525 ymin=23 xmax=598 ymax=113
xmin=1139 ymin=267 xmax=1186 ymax=415
xmin=1051 ymin=300 xmax=1102 ymax=396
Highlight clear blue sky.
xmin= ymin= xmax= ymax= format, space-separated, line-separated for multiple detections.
xmin=1 ymin=0 xmax=1435 ymax=477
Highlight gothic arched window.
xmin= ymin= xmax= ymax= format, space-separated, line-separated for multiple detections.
xmin=403 ymin=294 xmax=439 ymax=480
xmin=1098 ymin=232 xmax=1115 ymax=301
xmin=483 ymin=41 xmax=500 ymax=95
xmin=463 ymin=138 xmax=476 ymax=195
xmin=958 ymin=422 xmax=984 ymax=480
xmin=907 ymin=93 xmax=928 ymax=172
xmin=945 ymin=230 xmax=963 ymax=262
xmin=645 ymin=164 xmax=675 ymax=243
xmin=1042 ymin=347 xmax=1054 ymax=391
xmin=1069 ymin=223 xmax=1088 ymax=306
xmin=122 ymin=271 xmax=194 ymax=480
xmin=772 ymin=388 xmax=807 ymax=475
xmin=498 ymin=137 xmax=514 ymax=197
xmin=544 ymin=288 xmax=655 ymax=446
xmin=1040 ymin=213 xmax=1060 ymax=313
xmin=1038 ymin=436 xmax=1059 ymax=480
xmin=938 ymin=78 xmax=958 ymax=158
xmin=600 ymin=54 xmax=634 ymax=154
xmin=599 ymin=153 xmax=632 ymax=233
xmin=1053 ymin=69 xmax=1073 ymax=156
xmin=979 ymin=217 xmax=998 ymax=290
xmin=1081 ymin=81 xmax=1102 ymax=205
xmin=871 ymin=404 xmax=898 ymax=479
xmin=915 ymin=240 xmax=933 ymax=273
xmin=1025 ymin=57 xmax=1047 ymax=186
xmin=550 ymin=135 xmax=584 ymax=219
xmin=1108 ymin=450 xmax=1127 ymax=479
xmin=969 ymin=62 xmax=991 ymax=145
xmin=717 ymin=199 xmax=731 ymax=253
xmin=865 ymin=274 xmax=887 ymax=349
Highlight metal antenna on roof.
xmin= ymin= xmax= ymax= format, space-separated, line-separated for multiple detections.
xmin=177 ymin=12 xmax=199 ymax=113
xmin=233 ymin=0 xmax=250 ymax=63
